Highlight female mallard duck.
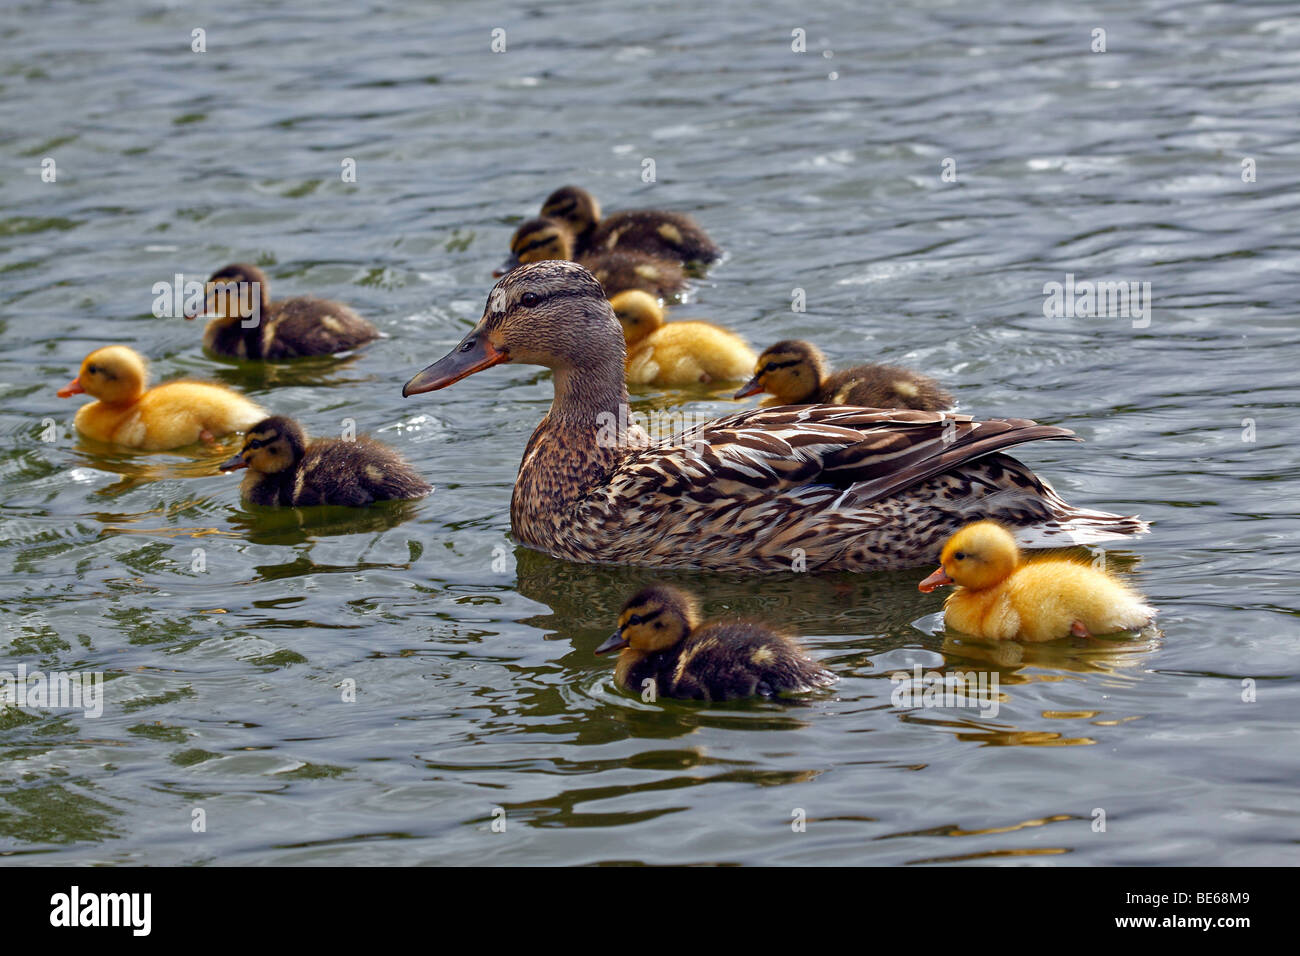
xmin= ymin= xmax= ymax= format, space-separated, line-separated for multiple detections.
xmin=402 ymin=261 xmax=1148 ymax=572
xmin=735 ymin=339 xmax=954 ymax=411
xmin=496 ymin=218 xmax=686 ymax=298
xmin=919 ymin=521 xmax=1155 ymax=641
xmin=58 ymin=345 xmax=266 ymax=450
xmin=218 ymin=415 xmax=431 ymax=506
xmin=609 ymin=290 xmax=756 ymax=386
xmin=538 ymin=185 xmax=720 ymax=265
xmin=187 ymin=263 xmax=379 ymax=359
xmin=596 ymin=584 xmax=835 ymax=701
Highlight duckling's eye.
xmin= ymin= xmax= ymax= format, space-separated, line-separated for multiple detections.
xmin=520 ymin=292 xmax=542 ymax=308
xmin=954 ymin=551 xmax=966 ymax=560
xmin=626 ymin=614 xmax=643 ymax=626
xmin=762 ymin=363 xmax=775 ymax=374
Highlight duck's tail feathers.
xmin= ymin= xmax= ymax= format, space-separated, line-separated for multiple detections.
xmin=1011 ymin=476 xmax=1151 ymax=549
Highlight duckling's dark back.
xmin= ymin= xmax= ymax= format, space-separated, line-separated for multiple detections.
xmin=580 ymin=249 xmax=686 ymax=299
xmin=628 ymin=621 xmax=833 ymax=702
xmin=264 ymin=297 xmax=379 ymax=359
xmin=822 ymin=363 xmax=954 ymax=412
xmin=243 ymin=436 xmax=429 ymax=507
xmin=587 ymin=211 xmax=720 ymax=265
xmin=286 ymin=437 xmax=430 ymax=506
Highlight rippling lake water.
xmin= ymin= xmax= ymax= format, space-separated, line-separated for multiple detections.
xmin=1 ymin=0 xmax=1297 ymax=865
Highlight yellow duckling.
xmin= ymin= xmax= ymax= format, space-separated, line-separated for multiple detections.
xmin=219 ymin=416 xmax=431 ymax=507
xmin=918 ymin=521 xmax=1155 ymax=641
xmin=609 ymin=290 xmax=756 ymax=386
xmin=595 ymin=584 xmax=836 ymax=701
xmin=496 ymin=218 xmax=687 ymax=298
xmin=57 ymin=345 xmax=267 ymax=450
xmin=735 ymin=339 xmax=953 ymax=411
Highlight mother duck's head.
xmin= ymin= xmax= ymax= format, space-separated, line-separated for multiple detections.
xmin=403 ymin=261 xmax=625 ymax=396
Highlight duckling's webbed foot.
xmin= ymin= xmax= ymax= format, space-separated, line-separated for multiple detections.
xmin=1070 ymin=620 xmax=1091 ymax=639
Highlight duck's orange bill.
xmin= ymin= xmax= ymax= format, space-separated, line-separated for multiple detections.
xmin=57 ymin=379 xmax=84 ymax=398
xmin=594 ymin=630 xmax=628 ymax=655
xmin=918 ymin=566 xmax=954 ymax=593
xmin=733 ymin=376 xmax=764 ymax=399
xmin=403 ymin=331 xmax=507 ymax=396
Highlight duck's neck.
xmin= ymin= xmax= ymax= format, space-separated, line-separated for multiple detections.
xmin=550 ymin=362 xmax=628 ymax=428
xmin=510 ymin=350 xmax=635 ymax=544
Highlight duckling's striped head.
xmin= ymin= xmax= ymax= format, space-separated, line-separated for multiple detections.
xmin=58 ymin=345 xmax=149 ymax=404
xmin=920 ymin=520 xmax=1020 ymax=593
xmin=608 ymin=290 xmax=666 ymax=345
xmin=735 ymin=339 xmax=828 ymax=404
xmin=540 ymin=185 xmax=601 ymax=237
xmin=404 ymin=261 xmax=624 ymax=395
xmin=220 ymin=415 xmax=307 ymax=475
xmin=195 ymin=262 xmax=270 ymax=322
xmin=596 ymin=583 xmax=700 ymax=656
xmin=495 ymin=218 xmax=575 ymax=276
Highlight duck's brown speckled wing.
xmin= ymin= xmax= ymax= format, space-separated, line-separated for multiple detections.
xmin=535 ymin=405 xmax=1146 ymax=572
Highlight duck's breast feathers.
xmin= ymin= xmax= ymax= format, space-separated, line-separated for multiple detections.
xmin=265 ymin=297 xmax=379 ymax=357
xmin=609 ymin=405 xmax=1079 ymax=507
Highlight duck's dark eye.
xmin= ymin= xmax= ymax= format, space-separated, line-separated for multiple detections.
xmin=954 ymin=551 xmax=966 ymax=560
xmin=762 ymin=363 xmax=775 ymax=373
xmin=459 ymin=338 xmax=476 ymax=352
xmin=627 ymin=614 xmax=643 ymax=626
xmin=520 ymin=292 xmax=542 ymax=308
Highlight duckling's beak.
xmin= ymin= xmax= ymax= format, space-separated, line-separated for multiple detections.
xmin=918 ymin=566 xmax=954 ymax=593
xmin=57 ymin=378 xmax=84 ymax=398
xmin=733 ymin=375 xmax=765 ymax=399
xmin=594 ymin=629 xmax=629 ymax=655
xmin=403 ymin=328 xmax=508 ymax=396
xmin=492 ymin=255 xmax=520 ymax=278
xmin=218 ymin=452 xmax=248 ymax=472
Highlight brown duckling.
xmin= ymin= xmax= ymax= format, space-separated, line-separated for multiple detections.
xmin=736 ymin=339 xmax=954 ymax=411
xmin=219 ymin=415 xmax=431 ymax=507
xmin=595 ymin=584 xmax=836 ymax=702
xmin=496 ymin=218 xmax=686 ymax=298
xmin=540 ymin=186 xmax=720 ymax=265
xmin=188 ymin=263 xmax=379 ymax=360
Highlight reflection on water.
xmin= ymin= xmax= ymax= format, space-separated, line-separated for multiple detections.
xmin=228 ymin=499 xmax=427 ymax=546
xmin=205 ymin=352 xmax=370 ymax=392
